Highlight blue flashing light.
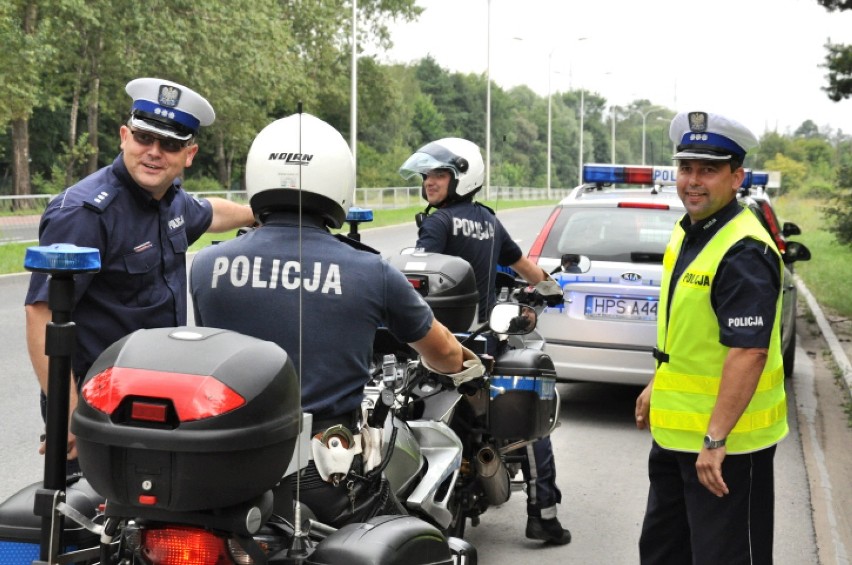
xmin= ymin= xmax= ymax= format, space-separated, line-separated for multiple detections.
xmin=24 ymin=244 xmax=101 ymax=274
xmin=346 ymin=207 xmax=374 ymax=223
xmin=741 ymin=170 xmax=753 ymax=189
xmin=751 ymin=172 xmax=769 ymax=187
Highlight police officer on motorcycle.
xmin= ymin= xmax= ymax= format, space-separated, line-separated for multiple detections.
xmin=399 ymin=138 xmax=572 ymax=545
xmin=189 ymin=113 xmax=482 ymax=529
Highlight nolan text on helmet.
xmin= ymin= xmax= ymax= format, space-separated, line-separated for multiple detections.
xmin=267 ymin=152 xmax=314 ymax=165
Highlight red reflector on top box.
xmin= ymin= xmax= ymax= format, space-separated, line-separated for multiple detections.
xmin=131 ymin=401 xmax=168 ymax=423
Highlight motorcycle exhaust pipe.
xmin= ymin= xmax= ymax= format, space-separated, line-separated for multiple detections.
xmin=474 ymin=446 xmax=511 ymax=505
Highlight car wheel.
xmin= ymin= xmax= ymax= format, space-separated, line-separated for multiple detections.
xmin=783 ymin=315 xmax=797 ymax=379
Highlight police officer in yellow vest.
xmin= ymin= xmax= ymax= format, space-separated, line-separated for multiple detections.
xmin=634 ymin=111 xmax=786 ymax=565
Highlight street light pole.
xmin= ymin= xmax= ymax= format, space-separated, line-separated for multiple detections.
xmin=639 ymin=107 xmax=665 ymax=165
xmin=578 ymin=90 xmax=584 ymax=184
xmin=350 ymin=0 xmax=358 ymax=203
xmin=570 ymin=37 xmax=588 ymax=186
xmin=546 ymin=49 xmax=553 ymax=199
xmin=611 ymin=106 xmax=616 ymax=164
xmin=485 ymin=0 xmax=491 ymax=201
xmin=653 ymin=115 xmax=676 ymax=157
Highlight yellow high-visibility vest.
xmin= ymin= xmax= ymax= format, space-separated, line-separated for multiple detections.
xmin=651 ymin=207 xmax=787 ymax=454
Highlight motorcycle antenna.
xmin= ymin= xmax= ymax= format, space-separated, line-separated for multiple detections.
xmin=286 ymin=101 xmax=312 ymax=559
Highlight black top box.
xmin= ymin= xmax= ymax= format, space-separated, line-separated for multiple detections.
xmin=388 ymin=251 xmax=478 ymax=333
xmin=72 ymin=327 xmax=301 ymax=512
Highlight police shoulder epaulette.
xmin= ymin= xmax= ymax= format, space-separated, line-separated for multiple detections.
xmin=333 ymin=233 xmax=380 ymax=254
xmin=80 ymin=184 xmax=118 ymax=214
xmin=476 ymin=202 xmax=496 ymax=216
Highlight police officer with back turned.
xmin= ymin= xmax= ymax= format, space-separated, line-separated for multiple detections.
xmin=190 ymin=113 xmax=482 ymax=529
xmin=635 ymin=111 xmax=786 ymax=564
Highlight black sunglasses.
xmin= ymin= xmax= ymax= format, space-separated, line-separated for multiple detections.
xmin=129 ymin=130 xmax=190 ymax=153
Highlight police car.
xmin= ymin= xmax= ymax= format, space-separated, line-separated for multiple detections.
xmin=528 ymin=164 xmax=810 ymax=386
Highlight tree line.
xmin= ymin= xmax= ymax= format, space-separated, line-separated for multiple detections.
xmin=2 ymin=0 xmax=851 ymax=243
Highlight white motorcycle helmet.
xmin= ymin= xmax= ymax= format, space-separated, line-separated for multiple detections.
xmin=399 ymin=138 xmax=485 ymax=204
xmin=246 ymin=112 xmax=354 ymax=228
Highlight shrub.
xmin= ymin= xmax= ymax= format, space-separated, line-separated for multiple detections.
xmin=802 ymin=180 xmax=836 ymax=199
xmin=824 ymin=189 xmax=852 ymax=246
xmin=182 ymin=175 xmax=226 ymax=192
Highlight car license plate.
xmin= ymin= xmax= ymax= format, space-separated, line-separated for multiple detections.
xmin=584 ymin=295 xmax=658 ymax=321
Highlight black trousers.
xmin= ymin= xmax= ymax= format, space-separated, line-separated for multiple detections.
xmin=639 ymin=440 xmax=777 ymax=565
xmin=522 ymin=435 xmax=562 ymax=517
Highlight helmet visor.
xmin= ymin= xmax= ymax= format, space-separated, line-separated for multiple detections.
xmin=398 ymin=151 xmax=459 ymax=180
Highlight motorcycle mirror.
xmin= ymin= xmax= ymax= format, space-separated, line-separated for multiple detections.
xmin=553 ymin=253 xmax=591 ymax=275
xmin=489 ymin=303 xmax=537 ymax=335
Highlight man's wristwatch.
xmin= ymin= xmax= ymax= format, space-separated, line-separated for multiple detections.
xmin=703 ymin=434 xmax=726 ymax=449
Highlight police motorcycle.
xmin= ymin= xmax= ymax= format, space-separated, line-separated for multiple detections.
xmin=0 ymin=245 xmax=473 ymax=565
xmin=362 ymin=250 xmax=583 ymax=539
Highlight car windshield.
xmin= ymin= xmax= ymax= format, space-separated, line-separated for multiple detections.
xmin=543 ymin=206 xmax=683 ymax=263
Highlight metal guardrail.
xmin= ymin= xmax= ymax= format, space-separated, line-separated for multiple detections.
xmin=0 ymin=186 xmax=568 ymax=244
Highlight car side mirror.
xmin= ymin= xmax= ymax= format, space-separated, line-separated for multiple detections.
xmin=782 ymin=222 xmax=802 ymax=237
xmin=783 ymin=241 xmax=811 ymax=264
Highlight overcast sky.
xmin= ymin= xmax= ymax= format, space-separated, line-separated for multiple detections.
xmin=373 ymin=0 xmax=852 ymax=138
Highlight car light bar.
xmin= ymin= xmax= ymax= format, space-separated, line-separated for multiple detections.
xmin=583 ymin=163 xmax=770 ymax=190
xmin=583 ymin=164 xmax=654 ymax=185
xmin=583 ymin=164 xmax=681 ymax=186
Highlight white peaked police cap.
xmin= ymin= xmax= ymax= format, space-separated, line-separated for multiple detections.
xmin=126 ymin=78 xmax=215 ymax=141
xmin=669 ymin=111 xmax=758 ymax=162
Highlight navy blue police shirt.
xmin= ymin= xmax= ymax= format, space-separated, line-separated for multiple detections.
xmin=671 ymin=198 xmax=782 ymax=348
xmin=25 ymin=154 xmax=213 ymax=380
xmin=416 ymin=201 xmax=523 ymax=323
xmin=189 ymin=214 xmax=436 ymax=419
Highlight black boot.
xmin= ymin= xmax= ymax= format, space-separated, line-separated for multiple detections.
xmin=526 ymin=516 xmax=572 ymax=545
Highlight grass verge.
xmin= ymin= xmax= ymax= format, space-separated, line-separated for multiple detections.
xmin=773 ymin=194 xmax=851 ymax=320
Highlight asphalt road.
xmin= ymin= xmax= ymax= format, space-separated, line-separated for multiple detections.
xmin=0 ymin=206 xmax=848 ymax=564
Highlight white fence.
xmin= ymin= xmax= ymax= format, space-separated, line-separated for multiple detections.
xmin=0 ymin=186 xmax=567 ymax=243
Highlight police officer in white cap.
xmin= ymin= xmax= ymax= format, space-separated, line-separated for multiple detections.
xmin=635 ymin=111 xmax=786 ymax=564
xmin=25 ymin=78 xmax=254 ymax=470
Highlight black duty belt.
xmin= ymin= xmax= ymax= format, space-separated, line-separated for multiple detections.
xmin=311 ymin=409 xmax=361 ymax=436
xmin=652 ymin=347 xmax=670 ymax=367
